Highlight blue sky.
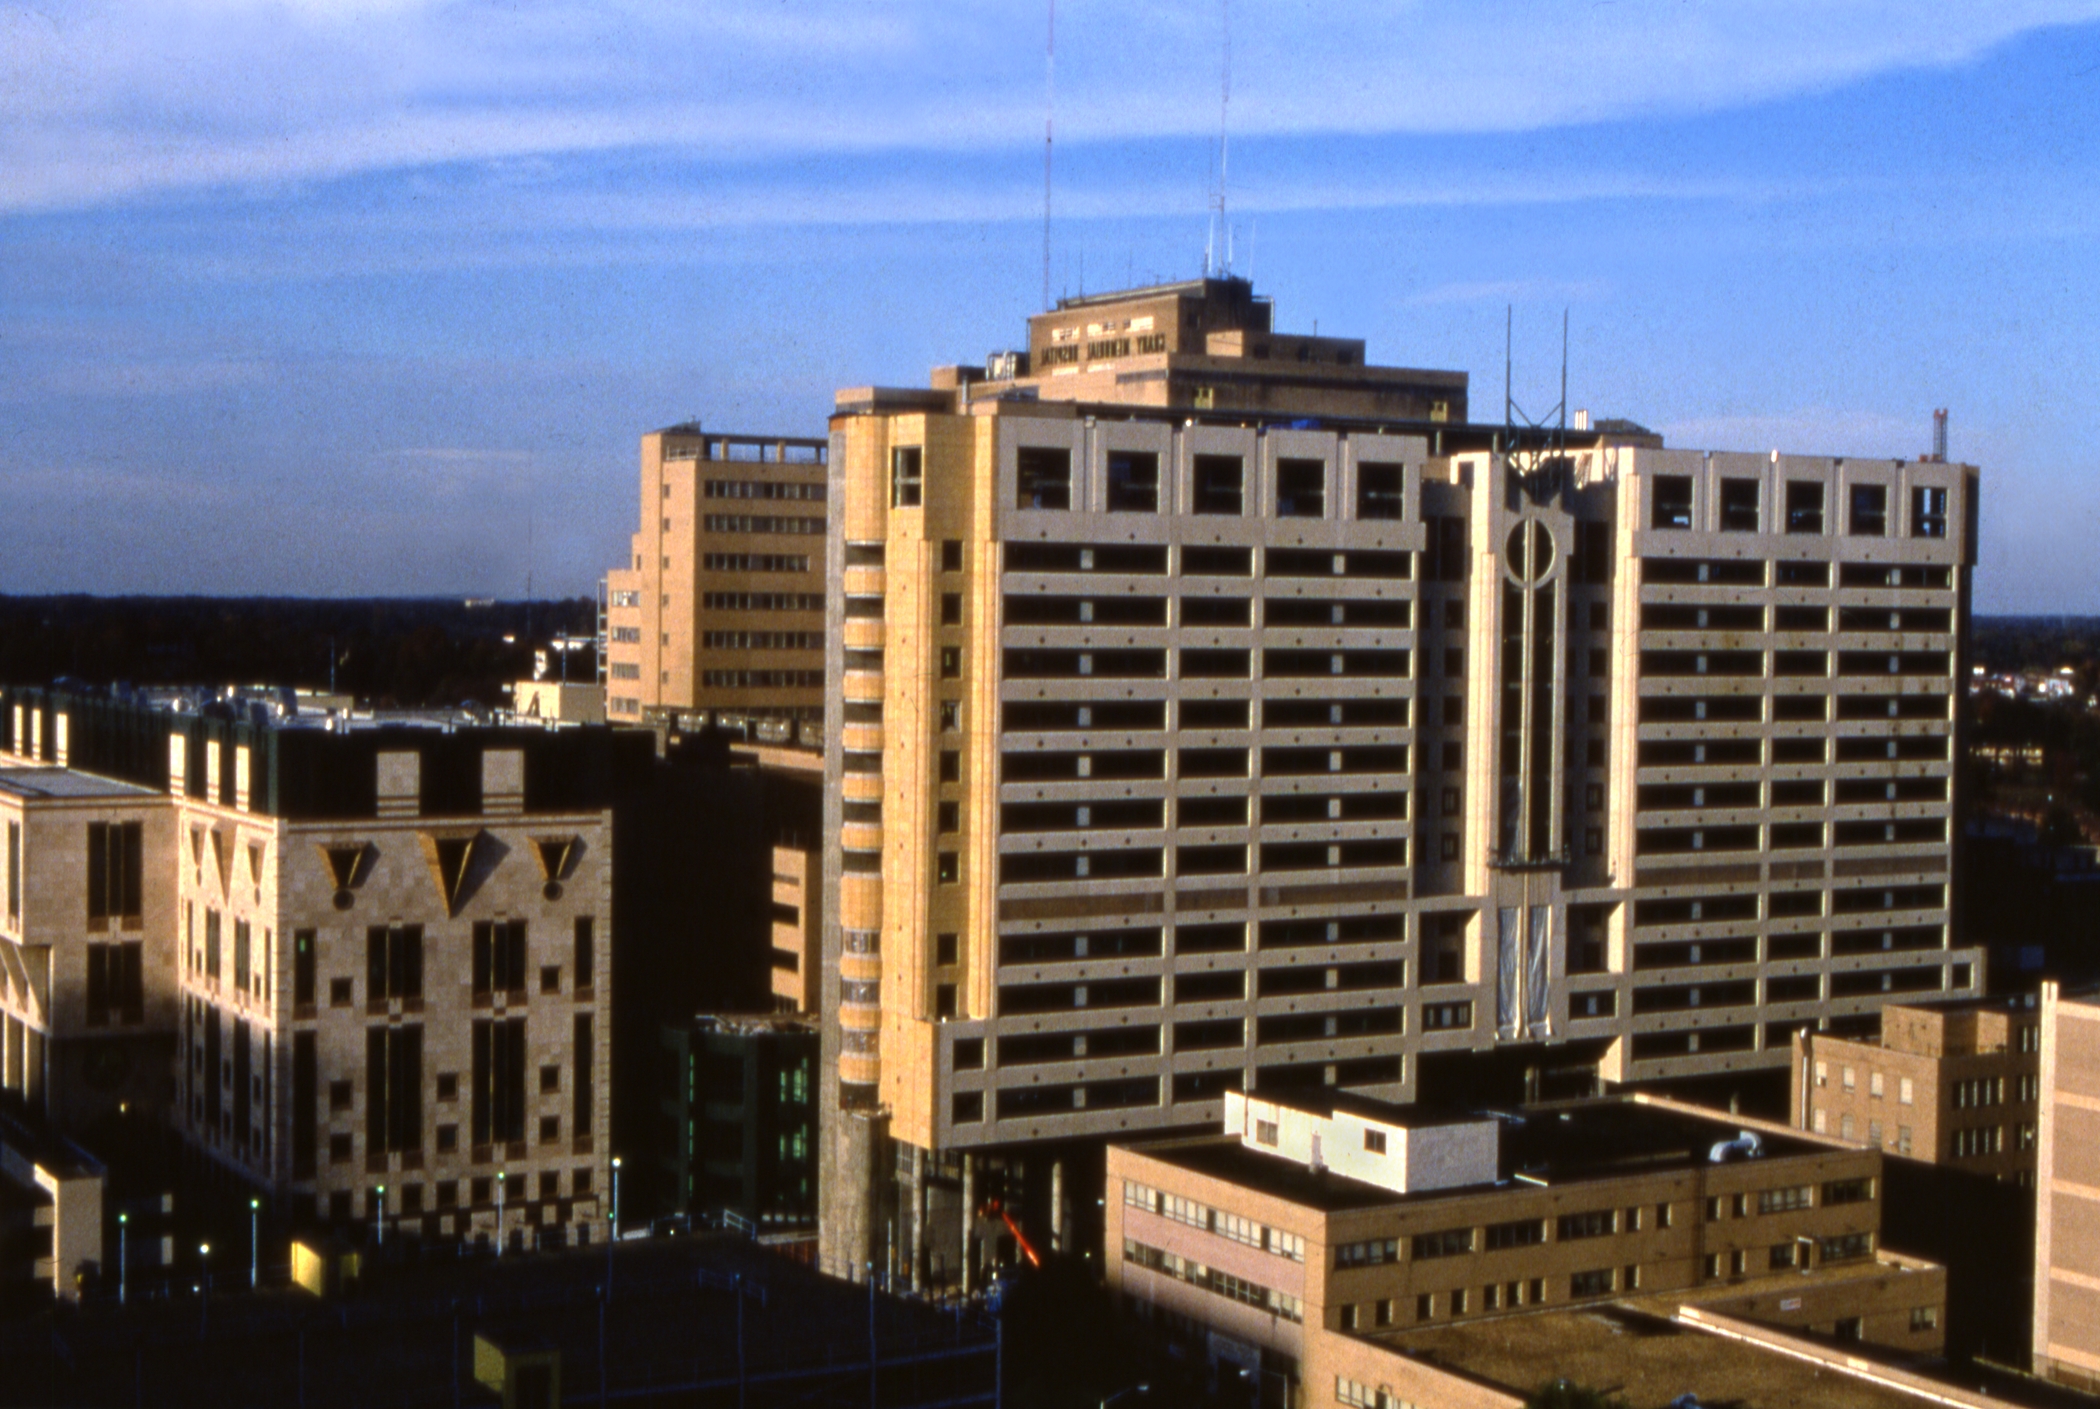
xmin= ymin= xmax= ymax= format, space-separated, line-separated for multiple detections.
xmin=4 ymin=2 xmax=2100 ymax=609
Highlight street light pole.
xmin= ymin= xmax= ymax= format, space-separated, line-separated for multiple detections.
xmin=376 ymin=1185 xmax=387 ymax=1247
xmin=250 ymin=1197 xmax=261 ymax=1289
xmin=496 ymin=1172 xmax=506 ymax=1256
xmin=199 ymin=1242 xmax=211 ymax=1340
xmin=608 ymin=1155 xmax=621 ymax=1296
xmin=117 ymin=1213 xmax=127 ymax=1306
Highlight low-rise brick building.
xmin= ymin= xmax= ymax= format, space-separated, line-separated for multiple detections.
xmin=1107 ymin=1090 xmax=1944 ymax=1403
xmin=1790 ymin=996 xmax=2041 ymax=1183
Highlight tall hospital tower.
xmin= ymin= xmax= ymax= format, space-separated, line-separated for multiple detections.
xmin=816 ymin=277 xmax=1978 ymax=1286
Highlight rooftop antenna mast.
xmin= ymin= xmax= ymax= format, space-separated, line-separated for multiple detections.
xmin=1503 ymin=306 xmax=1572 ymax=504
xmin=1043 ymin=0 xmax=1055 ymax=310
xmin=1214 ymin=0 xmax=1232 ymax=275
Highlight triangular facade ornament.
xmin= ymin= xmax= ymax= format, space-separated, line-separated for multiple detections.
xmin=418 ymin=830 xmax=486 ymax=919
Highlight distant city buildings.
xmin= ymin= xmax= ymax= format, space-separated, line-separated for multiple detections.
xmin=1791 ymin=996 xmax=2040 ymax=1183
xmin=815 ymin=275 xmax=1981 ymax=1290
xmin=602 ymin=426 xmax=830 ymax=730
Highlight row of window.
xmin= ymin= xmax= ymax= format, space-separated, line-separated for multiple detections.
xmin=700 ymin=631 xmax=823 ymax=651
xmin=701 ymin=514 xmax=824 ymax=536
xmin=1641 ymin=603 xmax=1954 ymax=634
xmin=1005 ymin=446 xmax=1411 ymax=521
xmin=1123 ymin=1180 xmax=1306 ymax=1260
xmin=1122 ymin=1239 xmax=1303 ymax=1321
xmin=700 ymin=553 xmax=811 ymax=573
xmin=702 ymin=479 xmax=825 ymax=502
xmin=1652 ymin=476 xmax=1950 ymax=539
xmin=700 ymin=670 xmax=824 ymax=689
xmin=1642 ymin=559 xmax=1952 ymax=591
xmin=701 ymin=591 xmax=825 ymax=612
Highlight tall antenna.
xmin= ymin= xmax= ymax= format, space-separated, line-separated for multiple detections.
xmin=1932 ymin=407 xmax=1949 ymax=462
xmin=1503 ymin=306 xmax=1573 ymax=504
xmin=1043 ymin=0 xmax=1055 ymax=310
xmin=1215 ymin=0 xmax=1231 ymax=274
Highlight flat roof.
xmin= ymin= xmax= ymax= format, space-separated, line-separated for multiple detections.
xmin=0 ymin=767 xmax=157 ymax=801
xmin=1374 ymin=1305 xmax=1940 ymax=1408
xmin=1121 ymin=1099 xmax=1838 ymax=1211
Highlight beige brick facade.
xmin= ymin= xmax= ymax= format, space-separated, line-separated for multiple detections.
xmin=604 ymin=426 xmax=828 ymax=726
xmin=1790 ymin=997 xmax=2039 ymax=1181
xmin=2035 ymin=982 xmax=2100 ymax=1389
xmin=817 ymin=276 xmax=1980 ymax=1282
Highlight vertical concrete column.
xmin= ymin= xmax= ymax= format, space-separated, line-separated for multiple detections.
xmin=1050 ymin=1159 xmax=1064 ymax=1255
xmin=959 ymin=1154 xmax=975 ymax=1297
xmin=909 ymin=1145 xmax=926 ymax=1294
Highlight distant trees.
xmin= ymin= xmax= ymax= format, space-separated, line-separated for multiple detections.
xmin=0 ymin=596 xmax=595 ymax=707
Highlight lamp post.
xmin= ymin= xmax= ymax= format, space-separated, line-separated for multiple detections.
xmin=375 ymin=1185 xmax=387 ymax=1247
xmin=199 ymin=1242 xmax=211 ymax=1339
xmin=117 ymin=1213 xmax=127 ymax=1306
xmin=496 ymin=1173 xmax=506 ymax=1257
xmin=608 ymin=1156 xmax=622 ymax=1295
xmin=250 ymin=1198 xmax=261 ymax=1289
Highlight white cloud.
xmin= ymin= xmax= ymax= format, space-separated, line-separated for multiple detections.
xmin=5 ymin=1 xmax=2098 ymax=211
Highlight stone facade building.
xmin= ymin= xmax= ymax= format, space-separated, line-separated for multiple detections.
xmin=0 ymin=688 xmax=617 ymax=1249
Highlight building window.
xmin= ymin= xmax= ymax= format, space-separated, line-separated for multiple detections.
xmin=1363 ymin=1129 xmax=1386 ymax=1154
xmin=1898 ymin=1075 xmax=1914 ymax=1105
xmin=1192 ymin=455 xmax=1244 ymax=515
xmin=1869 ymin=1071 xmax=1884 ymax=1098
xmin=937 ymin=853 xmax=959 ymax=885
xmin=1911 ymin=1305 xmax=1938 ymax=1332
xmin=85 ymin=941 xmax=144 ymax=1025
xmin=891 ymin=447 xmax=923 ymax=508
xmin=367 ymin=1024 xmax=424 ymax=1154
xmin=1849 ymin=483 xmax=1887 ymax=536
xmin=471 ymin=920 xmax=528 ymax=997
xmin=1785 ymin=480 xmax=1824 ymax=533
xmin=1357 ymin=462 xmax=1404 ymax=520
xmin=937 ymin=801 xmax=960 ymax=833
xmin=1254 ymin=1120 xmax=1278 ymax=1147
xmin=1016 ymin=447 xmax=1072 ymax=510
xmin=1718 ymin=478 xmax=1759 ymax=531
xmin=1107 ymin=451 xmax=1159 ymax=512
xmin=1570 ymin=1269 xmax=1615 ymax=1298
xmin=367 ymin=924 xmax=424 ymax=1002
xmin=1652 ymin=476 xmax=1693 ymax=529
xmin=1911 ymin=486 xmax=1948 ymax=538
xmin=86 ymin=820 xmax=144 ymax=925
xmin=1276 ymin=459 xmax=1325 ymax=517
xmin=471 ymin=1017 xmax=528 ymax=1146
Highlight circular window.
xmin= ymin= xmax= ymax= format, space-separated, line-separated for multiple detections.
xmin=1505 ymin=519 xmax=1557 ymax=584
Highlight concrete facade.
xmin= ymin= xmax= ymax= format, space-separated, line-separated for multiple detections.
xmin=2034 ymin=981 xmax=2100 ymax=1389
xmin=604 ymin=426 xmax=829 ymax=727
xmin=815 ymin=277 xmax=1980 ymax=1285
xmin=1790 ymin=997 xmax=2039 ymax=1182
